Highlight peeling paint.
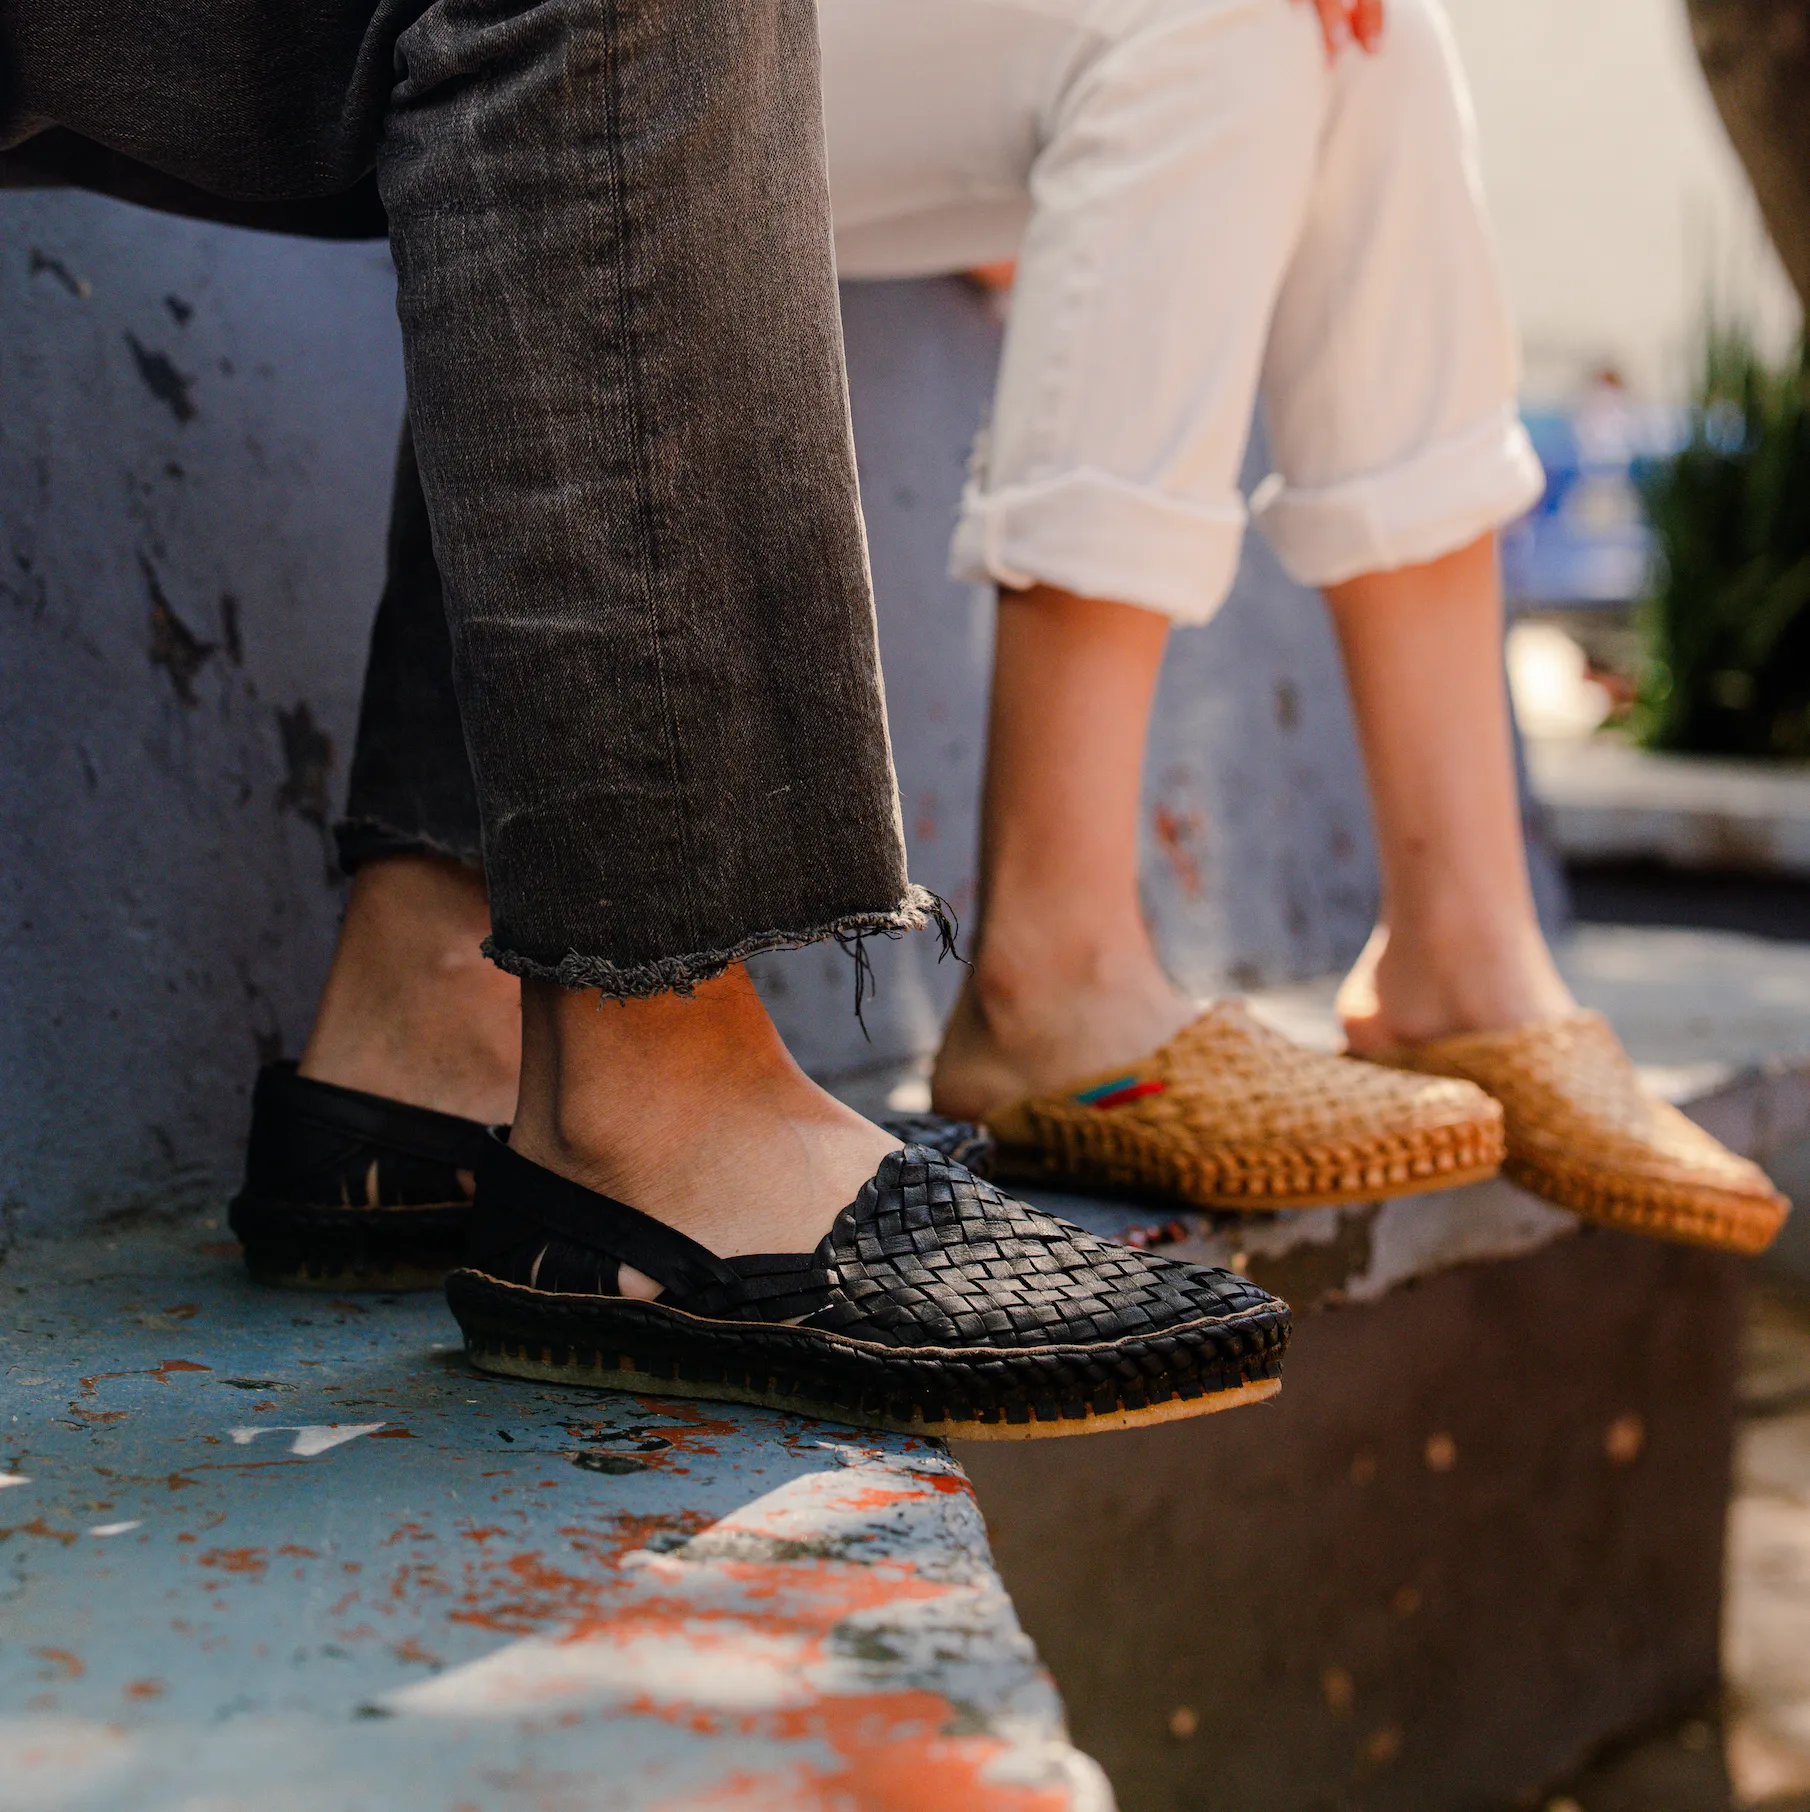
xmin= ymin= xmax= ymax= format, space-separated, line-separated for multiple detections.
xmin=140 ymin=556 xmax=217 ymax=705
xmin=273 ymin=700 xmax=334 ymax=830
xmin=1150 ymin=801 xmax=1205 ymax=900
xmin=227 ymin=1424 xmax=386 ymax=1457
xmin=123 ymin=331 xmax=196 ymax=422
xmin=27 ymin=248 xmax=91 ymax=299
xmin=3 ymin=1219 xmax=1110 ymax=1809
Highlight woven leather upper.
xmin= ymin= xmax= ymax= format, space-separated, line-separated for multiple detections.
xmin=1393 ymin=1011 xmax=1775 ymax=1188
xmin=471 ymin=1140 xmax=1276 ymax=1351
xmin=988 ymin=998 xmax=1504 ymax=1208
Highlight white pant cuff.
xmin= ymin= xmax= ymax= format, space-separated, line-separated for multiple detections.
xmin=1251 ymin=408 xmax=1546 ymax=589
xmin=950 ymin=468 xmax=1247 ymax=625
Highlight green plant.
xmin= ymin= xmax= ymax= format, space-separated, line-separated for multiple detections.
xmin=1634 ymin=326 xmax=1810 ymax=758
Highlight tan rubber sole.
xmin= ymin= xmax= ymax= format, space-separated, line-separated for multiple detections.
xmin=1508 ymin=1159 xmax=1789 ymax=1257
xmin=465 ymin=1344 xmax=1281 ymax=1440
xmin=1196 ymin=1157 xmax=1508 ymax=1212
xmin=993 ymin=1137 xmax=1506 ymax=1214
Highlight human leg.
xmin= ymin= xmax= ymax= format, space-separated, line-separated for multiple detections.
xmin=1327 ymin=535 xmax=1574 ymax=1056
xmin=1258 ymin=1 xmax=1784 ymax=1250
xmin=258 ymin=438 xmax=978 ymax=1280
xmin=1245 ymin=0 xmax=1563 ymax=1046
xmin=296 ymin=426 xmax=518 ymax=1127
xmin=390 ymin=0 xmax=1284 ymax=1424
xmin=922 ymin=0 xmax=1327 ymax=1126
xmin=856 ymin=0 xmax=1490 ymax=1205
xmin=369 ymin=0 xmax=936 ymax=1255
xmin=930 ymin=587 xmax=1191 ymax=1122
xmin=297 ymin=855 xmax=519 ymax=1125
xmin=228 ymin=423 xmax=520 ymax=1287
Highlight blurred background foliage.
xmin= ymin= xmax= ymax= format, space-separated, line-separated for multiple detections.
xmin=1635 ymin=328 xmax=1810 ymax=758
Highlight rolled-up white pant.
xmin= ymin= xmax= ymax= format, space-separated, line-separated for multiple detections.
xmin=819 ymin=0 xmax=1545 ymax=623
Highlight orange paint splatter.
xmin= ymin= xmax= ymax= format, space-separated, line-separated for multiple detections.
xmin=7 ymin=1519 xmax=78 ymax=1547
xmin=197 ymin=1547 xmax=268 ymax=1579
xmin=1151 ymin=804 xmax=1205 ymax=898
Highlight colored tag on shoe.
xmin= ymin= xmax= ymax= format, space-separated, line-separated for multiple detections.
xmin=1072 ymin=1076 xmax=1168 ymax=1110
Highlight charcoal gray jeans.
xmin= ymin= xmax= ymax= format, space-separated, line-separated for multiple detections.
xmin=2 ymin=0 xmax=929 ymax=996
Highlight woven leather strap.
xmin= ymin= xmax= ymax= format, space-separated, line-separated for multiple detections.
xmin=467 ymin=1132 xmax=743 ymax=1298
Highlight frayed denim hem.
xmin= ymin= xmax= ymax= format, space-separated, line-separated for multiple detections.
xmin=482 ymin=883 xmax=960 ymax=1006
xmin=333 ymin=817 xmax=485 ymax=876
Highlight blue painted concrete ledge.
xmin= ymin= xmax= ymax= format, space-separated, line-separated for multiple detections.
xmin=0 ymin=1220 xmax=1113 ymax=1811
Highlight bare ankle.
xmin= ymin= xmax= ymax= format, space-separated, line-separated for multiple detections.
xmin=299 ymin=856 xmax=520 ymax=1121
xmin=932 ymin=924 xmax=1193 ymax=1119
xmin=1339 ymin=918 xmax=1573 ymax=1053
xmin=511 ymin=971 xmax=898 ymax=1256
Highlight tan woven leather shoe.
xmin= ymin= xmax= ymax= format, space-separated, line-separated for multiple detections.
xmin=984 ymin=999 xmax=1505 ymax=1211
xmin=1377 ymin=1009 xmax=1790 ymax=1255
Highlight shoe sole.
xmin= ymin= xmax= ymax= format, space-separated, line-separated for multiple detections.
xmin=1504 ymin=1158 xmax=1789 ymax=1257
xmin=243 ymin=1258 xmax=456 ymax=1293
xmin=230 ymin=1194 xmax=469 ymax=1293
xmin=447 ymin=1270 xmax=1287 ymax=1441
xmin=992 ymin=1123 xmax=1507 ymax=1213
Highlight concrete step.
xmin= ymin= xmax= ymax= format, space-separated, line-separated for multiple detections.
xmin=0 ymin=1226 xmax=1111 ymax=1811
xmin=1528 ymin=734 xmax=1810 ymax=876
xmin=959 ymin=925 xmax=1808 ymax=1810
xmin=8 ymin=923 xmax=1804 ymax=1810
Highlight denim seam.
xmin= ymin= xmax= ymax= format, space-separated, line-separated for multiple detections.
xmin=481 ymin=883 xmax=947 ymax=999
xmin=601 ymin=0 xmax=703 ymax=949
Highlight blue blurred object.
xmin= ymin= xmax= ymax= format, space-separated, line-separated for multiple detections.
xmin=1502 ymin=389 xmax=1684 ymax=608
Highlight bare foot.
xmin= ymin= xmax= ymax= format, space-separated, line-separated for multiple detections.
xmin=299 ymin=856 xmax=520 ymax=1125
xmin=509 ymin=967 xmax=901 ymax=1272
xmin=1337 ymin=921 xmax=1576 ymax=1059
xmin=930 ymin=945 xmax=1196 ymax=1123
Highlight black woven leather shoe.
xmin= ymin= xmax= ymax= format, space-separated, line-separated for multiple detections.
xmin=229 ymin=1062 xmax=494 ymax=1291
xmin=227 ymin=1062 xmax=994 ymax=1295
xmin=869 ymin=1111 xmax=994 ymax=1176
xmin=445 ymin=1136 xmax=1288 ymax=1439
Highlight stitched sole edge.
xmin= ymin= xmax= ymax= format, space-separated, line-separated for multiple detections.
xmin=992 ymin=1137 xmax=1506 ymax=1211
xmin=242 ymin=1259 xmax=454 ymax=1293
xmin=1505 ymin=1159 xmax=1789 ymax=1256
xmin=447 ymin=1271 xmax=1287 ymax=1441
xmin=230 ymin=1193 xmax=469 ymax=1293
xmin=465 ymin=1347 xmax=1280 ymax=1438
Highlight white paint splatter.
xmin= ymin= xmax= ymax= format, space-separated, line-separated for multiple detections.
xmin=87 ymin=1521 xmax=143 ymax=1537
xmin=0 ymin=1718 xmax=136 ymax=1809
xmin=0 ymin=1474 xmax=29 ymax=1490
xmin=386 ymin=1623 xmax=822 ymax=1718
xmin=227 ymin=1424 xmax=385 ymax=1456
